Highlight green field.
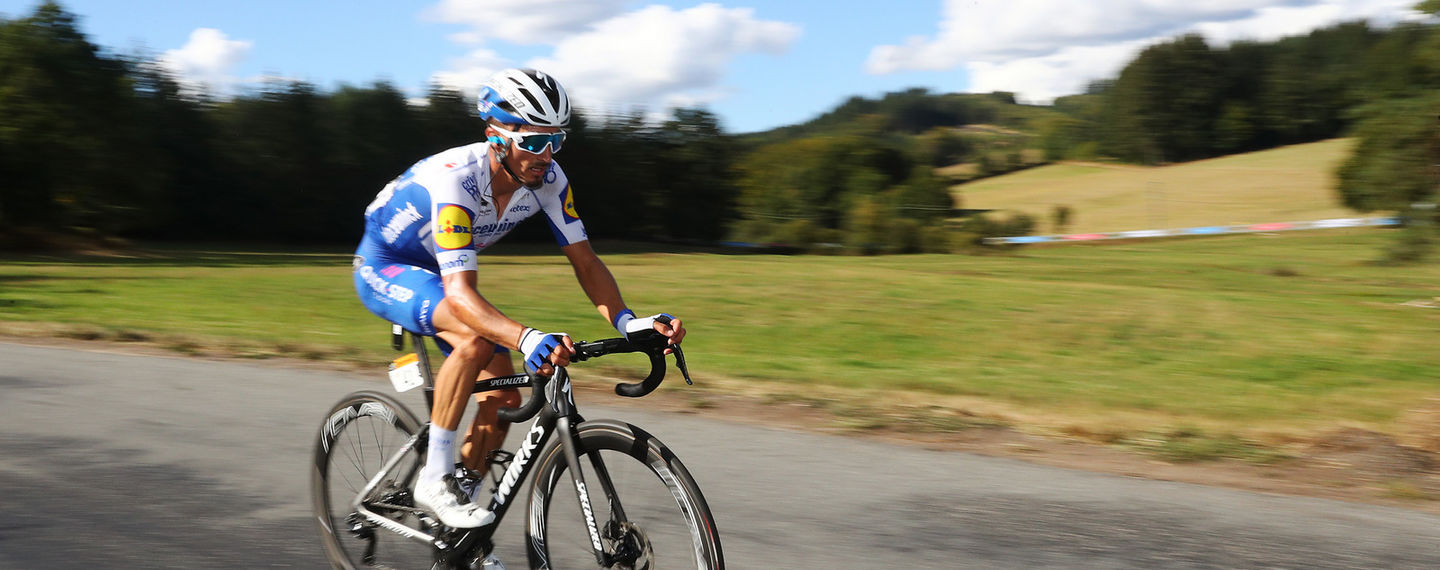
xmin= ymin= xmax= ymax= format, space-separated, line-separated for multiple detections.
xmin=955 ymin=139 xmax=1366 ymax=234
xmin=4 ymin=231 xmax=1439 ymax=450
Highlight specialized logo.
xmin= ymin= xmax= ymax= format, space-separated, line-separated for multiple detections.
xmin=576 ymin=481 xmax=603 ymax=552
xmin=434 ymin=204 xmax=474 ymax=250
xmin=562 ymin=185 xmax=580 ymax=223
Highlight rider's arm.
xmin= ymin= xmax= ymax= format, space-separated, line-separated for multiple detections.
xmin=561 ymin=240 xmax=627 ymax=326
xmin=440 ymin=270 xmax=528 ymax=350
xmin=561 ymin=241 xmax=685 ymax=346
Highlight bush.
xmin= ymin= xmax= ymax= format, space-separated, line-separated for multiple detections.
xmin=771 ymin=218 xmax=821 ymax=248
xmin=1051 ymin=204 xmax=1074 ymax=233
xmin=919 ymin=223 xmax=957 ymax=253
xmin=886 ymin=218 xmax=923 ymax=253
xmin=954 ymin=212 xmax=1037 ymax=251
xmin=1384 ymin=205 xmax=1438 ymax=263
xmin=843 ymin=197 xmax=893 ymax=254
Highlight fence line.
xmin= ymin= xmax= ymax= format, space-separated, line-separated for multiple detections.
xmin=984 ymin=216 xmax=1400 ymax=245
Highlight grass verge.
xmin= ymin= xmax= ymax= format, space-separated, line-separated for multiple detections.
xmin=3 ymin=232 xmax=1439 ymax=460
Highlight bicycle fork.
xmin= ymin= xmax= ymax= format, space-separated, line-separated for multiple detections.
xmin=558 ymin=414 xmax=645 ymax=569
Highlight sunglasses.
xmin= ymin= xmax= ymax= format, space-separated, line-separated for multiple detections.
xmin=490 ymin=124 xmax=566 ymax=154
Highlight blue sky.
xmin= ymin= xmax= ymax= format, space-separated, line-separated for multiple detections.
xmin=0 ymin=0 xmax=1427 ymax=133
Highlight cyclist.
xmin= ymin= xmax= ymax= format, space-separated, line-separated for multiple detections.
xmin=353 ymin=68 xmax=684 ymax=532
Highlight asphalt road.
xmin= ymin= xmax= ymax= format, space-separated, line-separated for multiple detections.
xmin=2 ymin=341 xmax=1439 ymax=569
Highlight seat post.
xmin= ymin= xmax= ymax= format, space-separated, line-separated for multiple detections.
xmin=411 ymin=331 xmax=436 ymax=411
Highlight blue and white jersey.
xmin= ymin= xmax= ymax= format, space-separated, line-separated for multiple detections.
xmin=360 ymin=142 xmax=588 ymax=275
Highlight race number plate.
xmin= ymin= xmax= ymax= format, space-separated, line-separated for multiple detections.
xmin=388 ymin=353 xmax=423 ymax=392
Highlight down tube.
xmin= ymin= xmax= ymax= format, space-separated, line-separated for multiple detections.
xmin=485 ymin=408 xmax=558 ymax=523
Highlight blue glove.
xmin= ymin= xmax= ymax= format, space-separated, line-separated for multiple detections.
xmin=613 ymin=310 xmax=675 ymax=341
xmin=519 ymin=327 xmax=567 ymax=373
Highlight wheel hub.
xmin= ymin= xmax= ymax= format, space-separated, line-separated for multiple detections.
xmin=605 ymin=521 xmax=654 ymax=570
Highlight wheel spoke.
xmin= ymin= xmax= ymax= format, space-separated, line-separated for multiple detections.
xmin=314 ymin=392 xmax=432 ymax=569
xmin=528 ymin=424 xmax=722 ymax=569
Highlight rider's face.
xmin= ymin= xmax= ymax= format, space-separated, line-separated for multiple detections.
xmin=492 ymin=124 xmax=560 ymax=186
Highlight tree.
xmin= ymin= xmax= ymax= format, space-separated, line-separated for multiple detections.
xmin=654 ymin=108 xmax=737 ymax=240
xmin=843 ymin=195 xmax=893 ymax=254
xmin=122 ymin=57 xmax=226 ymax=238
xmin=1102 ymin=34 xmax=1225 ymax=163
xmin=212 ymin=80 xmax=337 ymax=241
xmin=1336 ymin=94 xmax=1440 ymax=262
xmin=0 ymin=1 xmax=135 ymax=234
xmin=420 ymin=84 xmax=483 ymax=152
xmin=891 ymin=164 xmax=954 ymax=223
xmin=732 ymin=128 xmax=914 ymax=244
xmin=1336 ymin=95 xmax=1440 ymax=213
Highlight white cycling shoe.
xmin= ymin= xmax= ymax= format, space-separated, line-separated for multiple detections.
xmin=415 ymin=475 xmax=495 ymax=528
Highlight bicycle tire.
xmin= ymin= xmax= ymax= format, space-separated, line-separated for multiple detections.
xmin=311 ymin=390 xmax=431 ymax=569
xmin=525 ymin=419 xmax=724 ymax=569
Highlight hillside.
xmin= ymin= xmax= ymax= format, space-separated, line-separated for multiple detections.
xmin=953 ymin=139 xmax=1370 ymax=235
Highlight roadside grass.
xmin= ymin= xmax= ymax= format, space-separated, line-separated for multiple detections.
xmin=955 ymin=138 xmax=1365 ymax=234
xmin=3 ymin=230 xmax=1439 ymax=457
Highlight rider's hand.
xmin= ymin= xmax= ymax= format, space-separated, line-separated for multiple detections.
xmin=614 ymin=311 xmax=686 ymax=353
xmin=519 ymin=328 xmax=575 ymax=375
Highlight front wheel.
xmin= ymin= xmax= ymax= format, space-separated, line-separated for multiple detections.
xmin=526 ymin=419 xmax=724 ymax=569
xmin=311 ymin=390 xmax=432 ymax=569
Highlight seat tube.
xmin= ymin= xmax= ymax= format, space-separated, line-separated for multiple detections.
xmin=411 ymin=332 xmax=436 ymax=411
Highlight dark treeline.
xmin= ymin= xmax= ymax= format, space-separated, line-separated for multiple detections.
xmin=5 ymin=1 xmax=1440 ymax=255
xmin=0 ymin=2 xmax=736 ymax=247
xmin=1055 ymin=22 xmax=1440 ymax=164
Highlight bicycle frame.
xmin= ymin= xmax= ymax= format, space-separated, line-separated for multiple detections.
xmin=349 ymin=331 xmax=624 ymax=567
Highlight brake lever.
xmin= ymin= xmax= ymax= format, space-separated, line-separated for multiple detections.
xmin=648 ymin=314 xmax=693 ymax=385
xmin=671 ymin=344 xmax=693 ymax=385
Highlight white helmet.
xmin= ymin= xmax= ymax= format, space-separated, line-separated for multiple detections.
xmin=476 ymin=68 xmax=571 ymax=128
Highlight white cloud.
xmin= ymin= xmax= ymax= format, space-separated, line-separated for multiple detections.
xmin=159 ymin=28 xmax=252 ymax=93
xmin=424 ymin=0 xmax=633 ymax=45
xmin=430 ymin=47 xmax=513 ymax=95
xmin=867 ymin=0 xmax=1423 ymax=103
xmin=429 ymin=3 xmax=800 ymax=120
xmin=529 ymin=4 xmax=799 ymax=114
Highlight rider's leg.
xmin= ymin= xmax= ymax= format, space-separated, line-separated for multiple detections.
xmin=353 ymin=258 xmax=495 ymax=527
xmin=425 ymin=330 xmax=495 ymax=481
xmin=408 ymin=300 xmax=503 ymax=528
xmin=462 ymin=352 xmax=520 ymax=472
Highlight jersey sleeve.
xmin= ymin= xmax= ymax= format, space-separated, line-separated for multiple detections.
xmin=537 ymin=164 xmax=589 ymax=246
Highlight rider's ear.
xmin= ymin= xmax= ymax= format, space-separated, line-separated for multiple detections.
xmin=484 ymin=125 xmax=508 ymax=158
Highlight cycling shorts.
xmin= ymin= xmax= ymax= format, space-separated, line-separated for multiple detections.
xmin=353 ymin=238 xmax=508 ymax=355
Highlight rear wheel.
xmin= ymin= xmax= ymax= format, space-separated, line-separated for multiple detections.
xmin=526 ymin=420 xmax=723 ymax=569
xmin=312 ymin=390 xmax=434 ymax=569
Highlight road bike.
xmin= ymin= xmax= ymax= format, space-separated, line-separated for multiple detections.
xmin=311 ymin=322 xmax=724 ymax=569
